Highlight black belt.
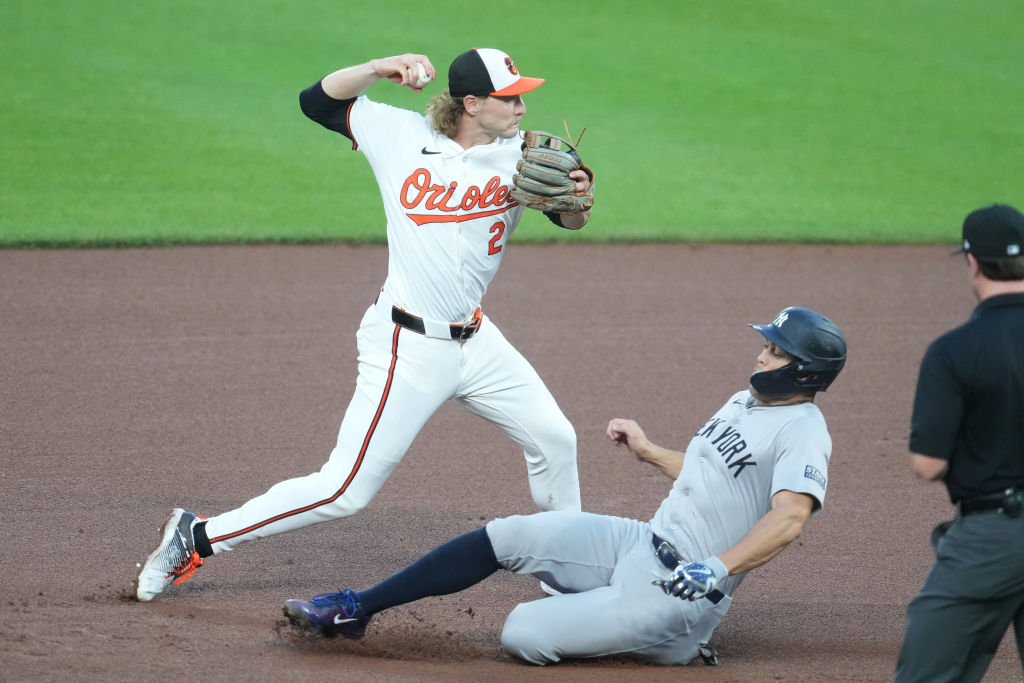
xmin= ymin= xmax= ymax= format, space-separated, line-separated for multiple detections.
xmin=652 ymin=534 xmax=725 ymax=605
xmin=959 ymin=486 xmax=1023 ymax=518
xmin=391 ymin=306 xmax=481 ymax=340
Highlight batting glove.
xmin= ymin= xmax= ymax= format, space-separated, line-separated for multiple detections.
xmin=664 ymin=556 xmax=728 ymax=600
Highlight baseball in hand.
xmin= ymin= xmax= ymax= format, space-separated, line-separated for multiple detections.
xmin=412 ymin=62 xmax=432 ymax=89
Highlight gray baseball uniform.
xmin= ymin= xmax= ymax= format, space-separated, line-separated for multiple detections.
xmin=486 ymin=389 xmax=832 ymax=665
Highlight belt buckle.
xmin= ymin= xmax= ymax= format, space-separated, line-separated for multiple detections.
xmin=1004 ymin=490 xmax=1023 ymax=518
xmin=655 ymin=543 xmax=676 ymax=569
xmin=654 ymin=538 xmax=682 ymax=569
xmin=451 ymin=321 xmax=477 ymax=340
xmin=451 ymin=309 xmax=482 ymax=340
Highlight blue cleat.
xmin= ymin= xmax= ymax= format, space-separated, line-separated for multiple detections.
xmin=283 ymin=588 xmax=370 ymax=639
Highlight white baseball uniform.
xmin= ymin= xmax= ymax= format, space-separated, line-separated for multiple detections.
xmin=485 ymin=390 xmax=831 ymax=665
xmin=201 ymin=89 xmax=581 ymax=553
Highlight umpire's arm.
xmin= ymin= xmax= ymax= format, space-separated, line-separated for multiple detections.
xmin=910 ymin=454 xmax=948 ymax=480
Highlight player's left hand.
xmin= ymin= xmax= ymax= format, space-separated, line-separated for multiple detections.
xmin=567 ymin=168 xmax=593 ymax=195
xmin=657 ymin=556 xmax=728 ymax=600
xmin=510 ymin=130 xmax=593 ymax=214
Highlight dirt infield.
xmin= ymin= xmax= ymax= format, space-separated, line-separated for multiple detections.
xmin=2 ymin=243 xmax=1020 ymax=682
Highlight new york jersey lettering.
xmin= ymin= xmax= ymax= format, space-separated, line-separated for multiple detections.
xmin=699 ymin=420 xmax=758 ymax=478
xmin=695 ymin=417 xmax=724 ymax=438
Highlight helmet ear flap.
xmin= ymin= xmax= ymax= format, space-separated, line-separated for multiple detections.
xmin=749 ymin=363 xmax=803 ymax=398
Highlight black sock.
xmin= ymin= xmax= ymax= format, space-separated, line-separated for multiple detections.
xmin=193 ymin=521 xmax=214 ymax=558
xmin=357 ymin=527 xmax=500 ymax=616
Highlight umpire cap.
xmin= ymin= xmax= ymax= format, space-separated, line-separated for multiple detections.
xmin=955 ymin=204 xmax=1024 ymax=258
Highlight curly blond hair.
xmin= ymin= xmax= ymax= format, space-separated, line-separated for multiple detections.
xmin=426 ymin=91 xmax=467 ymax=137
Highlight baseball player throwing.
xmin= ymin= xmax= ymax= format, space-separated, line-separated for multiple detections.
xmin=136 ymin=48 xmax=594 ymax=601
xmin=281 ymin=307 xmax=847 ymax=665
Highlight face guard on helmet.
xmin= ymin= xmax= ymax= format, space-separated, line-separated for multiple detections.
xmin=748 ymin=307 xmax=847 ymax=398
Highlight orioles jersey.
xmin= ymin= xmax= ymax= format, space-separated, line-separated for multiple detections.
xmin=301 ymin=82 xmax=525 ymax=323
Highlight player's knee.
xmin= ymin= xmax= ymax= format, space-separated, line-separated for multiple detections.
xmin=555 ymin=416 xmax=577 ymax=452
xmin=500 ymin=606 xmax=558 ymax=666
xmin=317 ymin=460 xmax=384 ymax=516
xmin=295 ymin=476 xmax=373 ymax=520
xmin=539 ymin=416 xmax=576 ymax=462
xmin=544 ymin=421 xmax=578 ymax=482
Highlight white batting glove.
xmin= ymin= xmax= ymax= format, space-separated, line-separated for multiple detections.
xmin=662 ymin=556 xmax=728 ymax=600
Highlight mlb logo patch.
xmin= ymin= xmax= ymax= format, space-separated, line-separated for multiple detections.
xmin=804 ymin=465 xmax=826 ymax=489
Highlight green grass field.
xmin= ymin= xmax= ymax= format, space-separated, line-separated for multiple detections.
xmin=2 ymin=0 xmax=1022 ymax=246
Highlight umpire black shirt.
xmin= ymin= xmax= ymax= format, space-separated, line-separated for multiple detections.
xmin=909 ymin=292 xmax=1024 ymax=503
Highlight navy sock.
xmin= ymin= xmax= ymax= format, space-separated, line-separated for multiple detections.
xmin=356 ymin=527 xmax=500 ymax=616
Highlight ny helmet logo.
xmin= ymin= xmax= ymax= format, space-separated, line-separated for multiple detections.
xmin=772 ymin=310 xmax=789 ymax=327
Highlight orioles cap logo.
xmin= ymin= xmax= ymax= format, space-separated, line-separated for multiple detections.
xmin=504 ymin=57 xmax=518 ymax=76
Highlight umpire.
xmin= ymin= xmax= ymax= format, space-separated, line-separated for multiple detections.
xmin=894 ymin=204 xmax=1024 ymax=683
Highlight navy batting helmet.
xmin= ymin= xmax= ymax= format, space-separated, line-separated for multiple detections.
xmin=748 ymin=307 xmax=847 ymax=397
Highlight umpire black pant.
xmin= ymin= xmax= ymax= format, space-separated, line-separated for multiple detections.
xmin=894 ymin=510 xmax=1024 ymax=682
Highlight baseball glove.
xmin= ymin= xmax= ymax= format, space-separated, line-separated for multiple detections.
xmin=510 ymin=130 xmax=594 ymax=214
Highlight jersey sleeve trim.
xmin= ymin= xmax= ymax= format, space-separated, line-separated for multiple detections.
xmin=299 ymin=79 xmax=359 ymax=150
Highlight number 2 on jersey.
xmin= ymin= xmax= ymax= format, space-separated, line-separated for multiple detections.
xmin=488 ymin=222 xmax=505 ymax=255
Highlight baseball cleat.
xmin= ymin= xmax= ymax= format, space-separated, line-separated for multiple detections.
xmin=283 ymin=588 xmax=370 ymax=639
xmin=135 ymin=508 xmax=205 ymax=601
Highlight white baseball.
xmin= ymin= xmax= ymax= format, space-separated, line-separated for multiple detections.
xmin=412 ymin=62 xmax=432 ymax=89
